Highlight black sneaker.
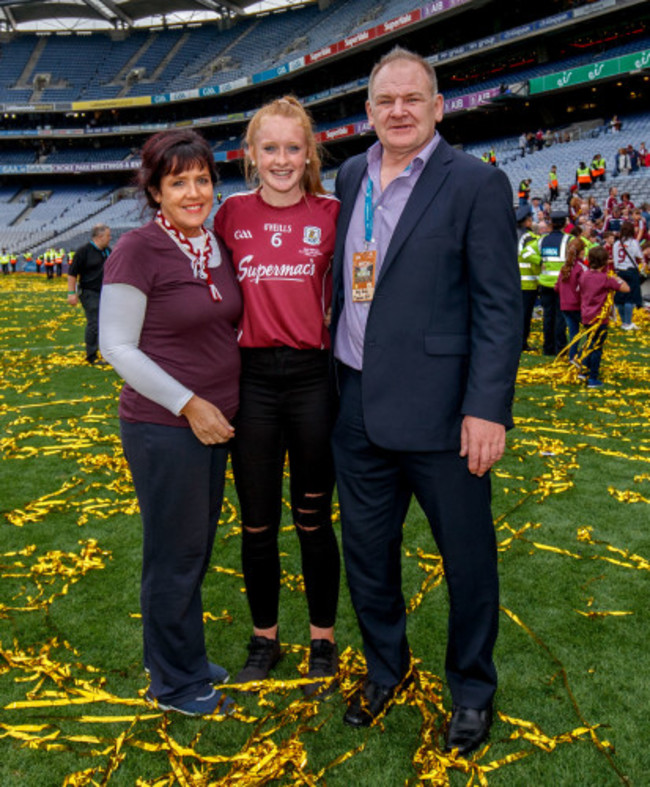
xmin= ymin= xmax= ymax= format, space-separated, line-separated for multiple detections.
xmin=234 ymin=635 xmax=281 ymax=685
xmin=302 ymin=639 xmax=338 ymax=698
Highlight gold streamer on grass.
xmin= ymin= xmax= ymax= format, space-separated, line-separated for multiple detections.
xmin=0 ymin=540 xmax=110 ymax=615
xmin=607 ymin=487 xmax=650 ymax=504
xmin=574 ymin=610 xmax=633 ymax=619
xmin=500 ymin=606 xmax=626 ymax=782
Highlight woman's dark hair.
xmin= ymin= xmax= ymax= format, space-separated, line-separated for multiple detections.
xmin=619 ymin=220 xmax=635 ymax=241
xmin=137 ymin=129 xmax=218 ymax=210
xmin=588 ymin=245 xmax=608 ymax=270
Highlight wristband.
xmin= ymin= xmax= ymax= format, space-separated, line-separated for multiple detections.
xmin=68 ymin=291 xmax=76 ymax=295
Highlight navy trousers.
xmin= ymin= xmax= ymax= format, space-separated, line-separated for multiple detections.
xmin=121 ymin=420 xmax=229 ymax=705
xmin=583 ymin=323 xmax=608 ymax=383
xmin=521 ymin=289 xmax=538 ymax=351
xmin=331 ymin=366 xmax=499 ymax=709
xmin=79 ymin=289 xmax=101 ymax=361
xmin=539 ymin=286 xmax=567 ymax=356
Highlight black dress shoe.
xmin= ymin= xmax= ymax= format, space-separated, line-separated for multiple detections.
xmin=444 ymin=703 xmax=493 ymax=756
xmin=343 ymin=675 xmax=411 ymax=727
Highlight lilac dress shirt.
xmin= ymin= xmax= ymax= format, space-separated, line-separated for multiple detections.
xmin=334 ymin=133 xmax=440 ymax=370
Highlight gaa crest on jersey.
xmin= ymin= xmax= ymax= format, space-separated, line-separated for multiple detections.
xmin=303 ymin=226 xmax=322 ymax=246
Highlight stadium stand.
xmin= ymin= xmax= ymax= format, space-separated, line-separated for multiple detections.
xmin=2 ymin=185 xmax=114 ymax=251
xmin=44 ymin=147 xmax=133 ymax=164
xmin=464 ymin=113 xmax=650 ymax=202
xmin=0 ymin=0 xmax=535 ymax=101
xmin=0 ymin=6 xmax=646 ymax=113
xmin=2 ymin=147 xmax=37 ymax=164
xmin=1 ymin=0 xmax=649 ymax=259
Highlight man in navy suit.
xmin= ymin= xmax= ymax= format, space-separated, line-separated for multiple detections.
xmin=331 ymin=47 xmax=521 ymax=755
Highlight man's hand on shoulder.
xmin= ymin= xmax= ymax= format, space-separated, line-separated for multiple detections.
xmin=460 ymin=415 xmax=506 ymax=477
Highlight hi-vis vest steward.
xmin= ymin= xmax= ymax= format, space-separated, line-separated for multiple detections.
xmin=538 ymin=232 xmax=570 ymax=288
xmin=576 ymin=166 xmax=591 ymax=185
xmin=518 ymin=231 xmax=541 ymax=290
xmin=590 ymin=157 xmax=606 ymax=177
xmin=549 ymin=170 xmax=558 ymax=188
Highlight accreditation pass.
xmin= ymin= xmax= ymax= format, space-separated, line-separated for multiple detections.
xmin=351 ymin=249 xmax=376 ymax=302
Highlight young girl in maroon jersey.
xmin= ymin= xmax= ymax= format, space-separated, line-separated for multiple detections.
xmin=214 ymin=96 xmax=341 ymax=695
xmin=577 ymin=245 xmax=629 ymax=388
xmin=555 ymin=236 xmax=586 ymax=362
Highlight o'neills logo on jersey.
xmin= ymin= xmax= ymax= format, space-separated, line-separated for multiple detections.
xmin=238 ymin=254 xmax=315 ymax=284
xmin=264 ymin=223 xmax=292 ymax=233
xmin=303 ymin=226 xmax=321 ymax=246
xmin=234 ymin=229 xmax=253 ymax=239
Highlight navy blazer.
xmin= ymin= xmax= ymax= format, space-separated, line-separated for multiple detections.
xmin=331 ymin=136 xmax=522 ymax=452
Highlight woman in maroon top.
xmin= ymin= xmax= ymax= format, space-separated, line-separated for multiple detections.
xmin=99 ymin=129 xmax=242 ymax=716
xmin=577 ymin=245 xmax=629 ymax=388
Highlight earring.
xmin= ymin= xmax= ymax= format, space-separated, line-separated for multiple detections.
xmin=250 ymin=160 xmax=256 ymax=167
xmin=306 ymin=158 xmax=310 ymax=164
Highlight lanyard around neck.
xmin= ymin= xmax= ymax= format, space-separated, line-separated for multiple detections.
xmin=364 ymin=177 xmax=374 ymax=246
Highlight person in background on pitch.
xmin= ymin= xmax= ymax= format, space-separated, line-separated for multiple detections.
xmin=612 ymin=220 xmax=644 ymax=330
xmin=214 ymin=96 xmax=341 ymax=697
xmin=578 ymin=245 xmax=629 ymax=388
xmin=538 ymin=211 xmax=570 ymax=355
xmin=68 ymin=224 xmax=111 ymax=365
xmin=516 ymin=204 xmax=541 ymax=352
xmin=555 ymin=236 xmax=586 ymax=364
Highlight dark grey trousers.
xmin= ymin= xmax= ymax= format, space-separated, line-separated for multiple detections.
xmin=79 ymin=289 xmax=100 ymax=360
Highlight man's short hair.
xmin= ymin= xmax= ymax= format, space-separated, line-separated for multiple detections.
xmin=368 ymin=46 xmax=437 ymax=101
xmin=91 ymin=224 xmax=109 ymax=239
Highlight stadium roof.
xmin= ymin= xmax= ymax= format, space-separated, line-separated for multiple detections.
xmin=0 ymin=0 xmax=313 ymax=31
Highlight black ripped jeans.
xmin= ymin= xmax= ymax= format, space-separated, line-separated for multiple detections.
xmin=232 ymin=347 xmax=340 ymax=630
